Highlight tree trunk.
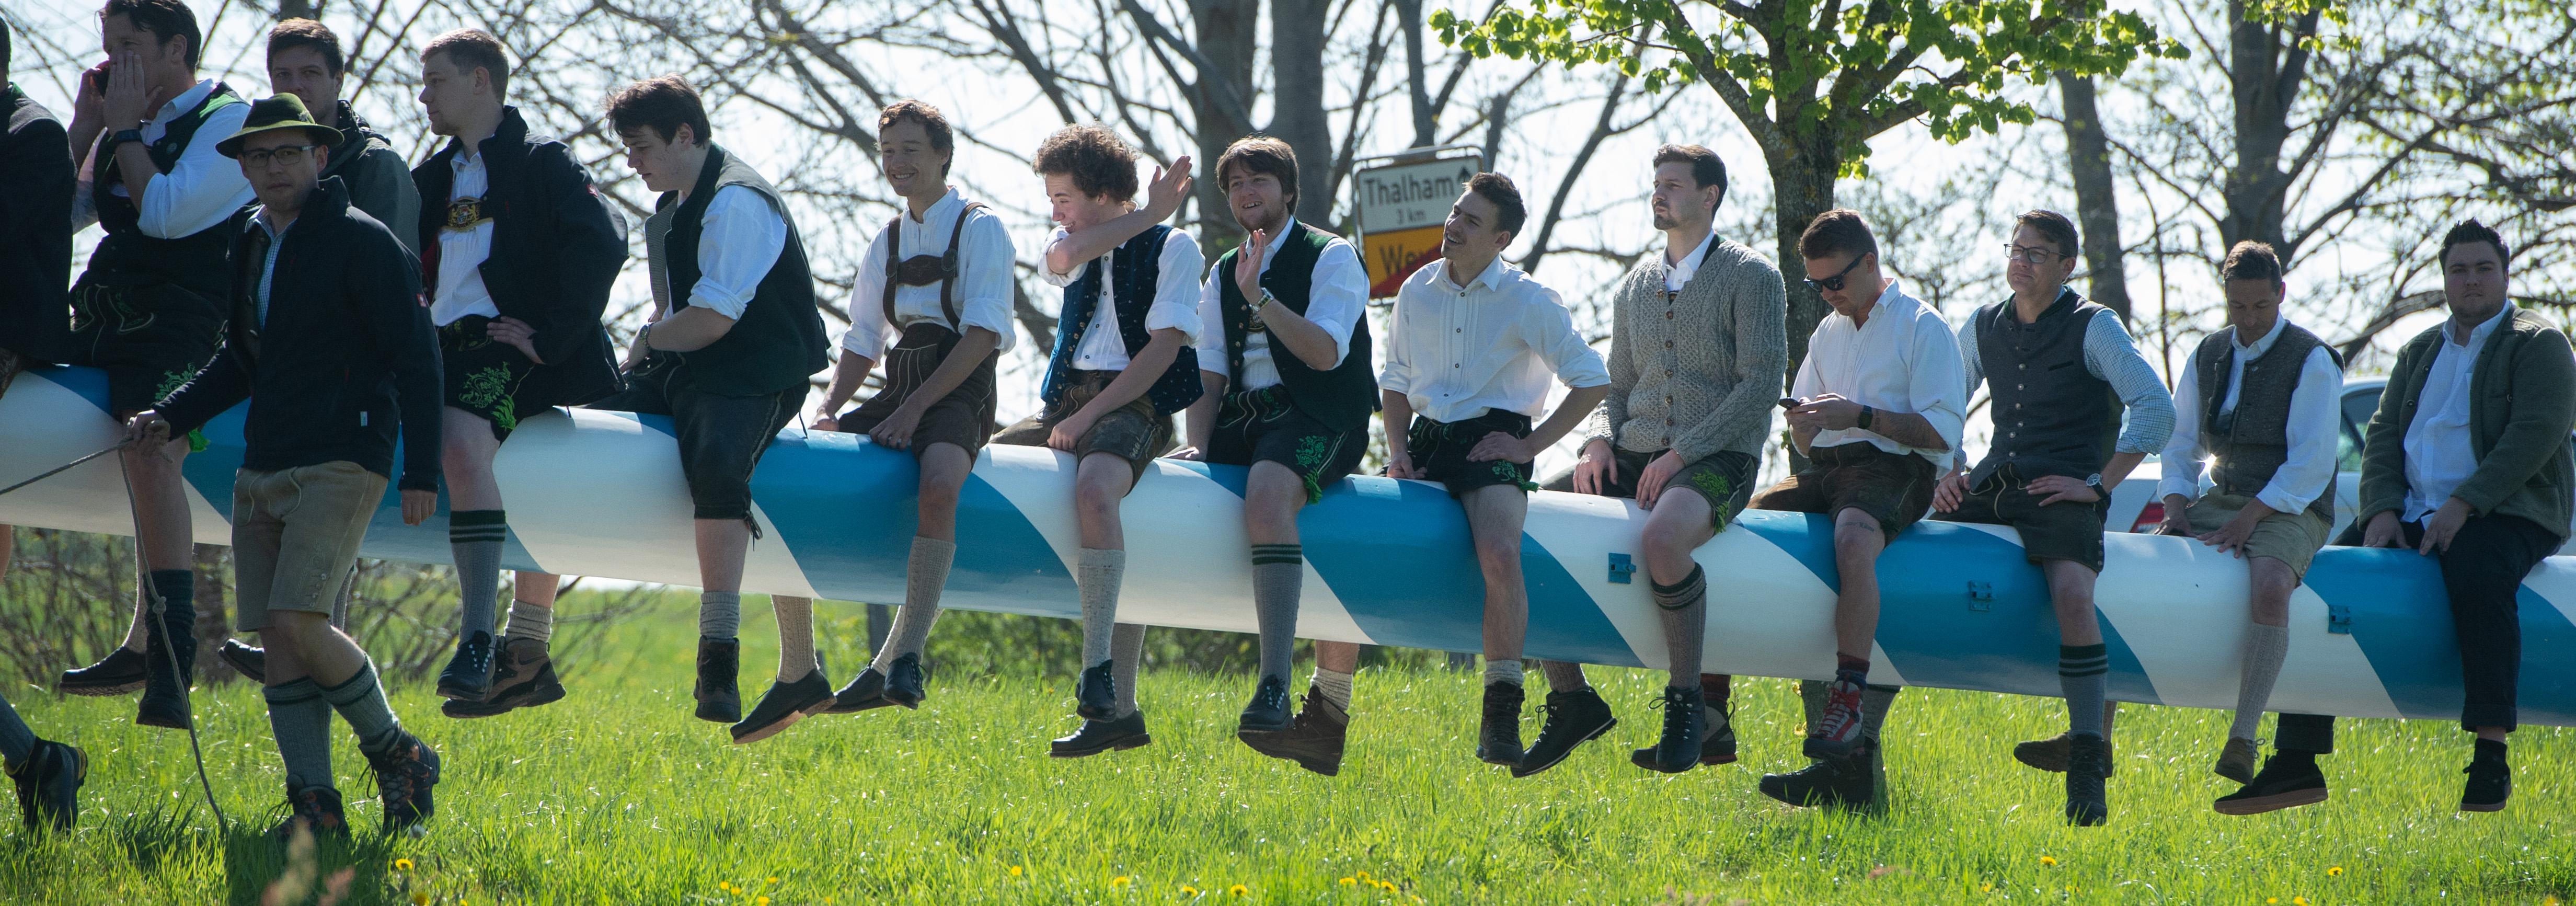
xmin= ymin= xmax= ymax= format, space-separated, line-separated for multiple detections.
xmin=2056 ymin=73 xmax=2132 ymax=320
xmin=1397 ymin=0 xmax=1435 ymax=148
xmin=2221 ymin=1 xmax=2319 ymax=255
xmin=278 ymin=0 xmax=317 ymax=19
xmin=1189 ymin=0 xmax=1260 ymax=255
xmin=1267 ymin=0 xmax=1337 ymax=225
xmin=1769 ymin=147 xmax=1838 ymax=391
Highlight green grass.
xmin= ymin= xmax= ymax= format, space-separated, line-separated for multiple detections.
xmin=6 ymin=594 xmax=2574 ymax=904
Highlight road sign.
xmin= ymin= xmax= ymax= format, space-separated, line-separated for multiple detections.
xmin=1353 ymin=154 xmax=1480 ymax=297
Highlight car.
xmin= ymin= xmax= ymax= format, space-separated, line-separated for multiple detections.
xmin=2110 ymin=376 xmax=2576 ymax=553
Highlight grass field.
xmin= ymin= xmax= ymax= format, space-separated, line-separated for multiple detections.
xmin=5 ymin=593 xmax=2574 ymax=905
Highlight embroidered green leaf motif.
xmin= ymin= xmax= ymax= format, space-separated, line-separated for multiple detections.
xmin=457 ymin=365 xmax=519 ymax=432
xmin=1295 ymin=435 xmax=1330 ymax=504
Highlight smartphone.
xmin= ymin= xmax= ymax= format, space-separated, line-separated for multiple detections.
xmin=87 ymin=61 xmax=114 ymax=93
xmin=1777 ymin=396 xmax=1800 ymax=410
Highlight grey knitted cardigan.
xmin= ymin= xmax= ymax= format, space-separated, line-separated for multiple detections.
xmin=1589 ymin=237 xmax=1789 ymax=463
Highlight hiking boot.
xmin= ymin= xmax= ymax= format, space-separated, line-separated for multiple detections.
xmin=2214 ymin=737 xmax=2260 ymax=784
xmin=693 ymin=637 xmax=742 ymax=723
xmin=1513 ymin=687 xmax=1616 ymax=778
xmin=1701 ymin=703 xmax=1738 ymax=765
xmin=1241 ymin=686 xmax=1348 ymax=776
xmin=882 ymin=652 xmax=928 ymax=709
xmin=1075 ymin=659 xmax=1117 ymax=721
xmin=8 ymin=739 xmax=86 ymax=832
xmin=58 ymin=647 xmax=147 ymax=696
xmin=730 ymin=669 xmax=837 ymax=745
xmin=1051 ymin=710 xmax=1153 ymax=759
xmin=270 ymin=781 xmax=349 ymax=842
xmin=1759 ymin=740 xmax=1878 ymax=810
xmin=827 ymin=667 xmax=893 ymax=714
xmin=435 ymin=631 xmax=497 ymax=701
xmin=218 ymin=639 xmax=268 ymax=684
xmin=2213 ymin=752 xmax=2328 ymax=815
xmin=1630 ymin=686 xmax=1705 ymax=774
xmin=1803 ymin=680 xmax=1868 ymax=760
xmin=366 ymin=730 xmax=441 ymax=834
xmin=2013 ymin=731 xmax=2114 ymax=777
xmin=1475 ymin=681 xmax=1525 ymax=766
xmin=135 ymin=600 xmax=197 ymax=730
xmin=2064 ymin=733 xmax=2109 ymax=827
xmin=442 ymin=638 xmax=566 ymax=719
xmin=1236 ymin=674 xmax=1293 ymax=734
xmin=2460 ymin=741 xmax=2510 ymax=813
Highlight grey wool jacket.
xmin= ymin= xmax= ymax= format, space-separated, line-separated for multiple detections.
xmin=1591 ymin=237 xmax=1789 ymax=462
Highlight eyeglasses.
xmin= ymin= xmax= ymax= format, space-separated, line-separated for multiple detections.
xmin=241 ymin=145 xmax=319 ymax=167
xmin=2003 ymin=243 xmax=2068 ymax=265
xmin=1803 ymin=253 xmax=1869 ymax=293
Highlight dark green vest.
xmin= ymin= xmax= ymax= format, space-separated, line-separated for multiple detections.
xmin=87 ymin=83 xmax=244 ymax=300
xmin=2193 ymin=322 xmax=2340 ymax=521
xmin=1214 ymin=221 xmax=1376 ymax=432
xmin=652 ymin=144 xmax=828 ymax=396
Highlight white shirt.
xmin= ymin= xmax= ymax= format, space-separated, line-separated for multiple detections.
xmin=2404 ymin=303 xmax=2514 ymax=521
xmin=1379 ymin=256 xmax=1609 ymax=423
xmin=430 ymin=148 xmax=501 ymax=326
xmin=254 ymin=214 xmax=292 ymax=326
xmin=666 ymin=186 xmax=787 ymax=320
xmin=1960 ymin=302 xmax=2178 ymax=456
xmin=1791 ymin=280 xmax=1966 ymax=468
xmin=1663 ymin=231 xmax=1718 ymax=292
xmin=843 ymin=188 xmax=1018 ymax=360
xmin=1038 ymin=225 xmax=1205 ymax=370
xmin=1193 ymin=217 xmax=1370 ymax=391
xmin=71 ymin=79 xmax=254 ymax=239
xmin=2156 ymin=317 xmax=2344 ymax=513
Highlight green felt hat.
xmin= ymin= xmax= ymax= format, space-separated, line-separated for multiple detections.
xmin=215 ymin=94 xmax=343 ymax=159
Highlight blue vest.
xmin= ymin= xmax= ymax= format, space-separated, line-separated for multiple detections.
xmin=1040 ymin=224 xmax=1203 ymax=416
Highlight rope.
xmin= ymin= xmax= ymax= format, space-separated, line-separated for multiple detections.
xmin=114 ymin=440 xmax=231 ymax=832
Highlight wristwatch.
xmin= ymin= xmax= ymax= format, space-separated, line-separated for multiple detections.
xmin=1856 ymin=405 xmax=1874 ymax=431
xmin=107 ymin=128 xmax=146 ymax=151
xmin=2085 ymin=473 xmax=2104 ymax=492
xmin=636 ymin=321 xmax=656 ymax=352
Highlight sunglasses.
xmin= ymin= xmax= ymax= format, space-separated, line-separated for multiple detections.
xmin=1803 ymin=253 xmax=1868 ymax=293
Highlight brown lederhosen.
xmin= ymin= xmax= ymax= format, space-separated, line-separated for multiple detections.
xmin=836 ymin=204 xmax=997 ymax=457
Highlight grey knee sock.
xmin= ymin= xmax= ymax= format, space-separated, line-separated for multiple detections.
xmin=320 ymin=661 xmax=404 ymax=755
xmin=872 ymin=537 xmax=954 ymax=670
xmin=1483 ymin=658 xmax=1524 ymax=688
xmin=0 ymin=693 xmax=37 ymax=770
xmin=1651 ymin=566 xmax=1708 ymax=684
xmin=266 ymin=679 xmax=335 ymax=787
xmin=1111 ymin=622 xmax=1146 ymax=718
xmin=2230 ymin=623 xmax=2290 ymax=741
xmin=1250 ymin=545 xmax=1303 ymax=684
xmin=1538 ymin=660 xmax=1591 ymax=692
xmin=2061 ymin=643 xmax=2109 ymax=738
xmin=504 ymin=600 xmax=554 ymax=644
xmin=450 ymin=510 xmax=509 ymax=639
xmin=699 ymin=591 xmax=741 ymax=640
xmin=1312 ymin=667 xmax=1354 ymax=711
xmin=774 ymin=595 xmax=816 ymax=682
xmin=1077 ymin=548 xmax=1125 ymax=667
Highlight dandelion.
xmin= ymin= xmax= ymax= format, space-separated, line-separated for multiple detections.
xmin=2327 ymin=866 xmax=2344 ymax=877
xmin=2268 ymin=899 xmax=2279 ymax=904
xmin=767 ymin=877 xmax=779 ymax=885
xmin=394 ymin=858 xmax=416 ymax=873
xmin=411 ymin=894 xmax=431 ymax=906
xmin=1112 ymin=875 xmax=1133 ymax=888
xmin=1981 ymin=884 xmax=1994 ymax=893
xmin=1340 ymin=878 xmax=1356 ymax=887
xmin=1229 ymin=885 xmax=1249 ymax=897
xmin=1010 ymin=865 xmax=1024 ymax=878
xmin=1182 ymin=886 xmax=1201 ymax=896
xmin=2039 ymin=856 xmax=2057 ymax=867
xmin=1379 ymin=881 xmax=1398 ymax=892
xmin=1357 ymin=870 xmax=1372 ymax=881
xmin=721 ymin=882 xmax=736 ymax=893
xmin=2294 ymin=899 xmax=2308 ymax=906
xmin=757 ymin=899 xmax=771 ymax=906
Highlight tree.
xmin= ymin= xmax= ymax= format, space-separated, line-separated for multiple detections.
xmin=1438 ymin=0 xmax=2180 ymax=379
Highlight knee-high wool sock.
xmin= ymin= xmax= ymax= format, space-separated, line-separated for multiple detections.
xmin=1652 ymin=566 xmax=1707 ymax=687
xmin=774 ymin=595 xmax=816 ymax=682
xmin=1077 ymin=549 xmax=1126 ymax=667
xmin=2061 ymin=643 xmax=2109 ymax=738
xmin=1250 ymin=545 xmax=1303 ymax=684
xmin=266 ymin=679 xmax=335 ymax=787
xmin=873 ymin=537 xmax=954 ymax=671
xmin=1111 ymin=622 xmax=1146 ymax=718
xmin=449 ymin=510 xmax=508 ymax=639
xmin=319 ymin=661 xmax=405 ymax=755
xmin=699 ymin=591 xmax=741 ymax=640
xmin=2229 ymin=623 xmax=2290 ymax=741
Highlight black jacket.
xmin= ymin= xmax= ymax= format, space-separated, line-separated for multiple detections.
xmin=0 ymin=84 xmax=74 ymax=361
xmin=160 ymin=178 xmax=443 ymax=491
xmin=324 ymin=100 xmax=421 ymax=255
xmin=412 ymin=106 xmax=627 ymax=408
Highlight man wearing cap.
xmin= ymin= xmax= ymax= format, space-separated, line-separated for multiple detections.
xmin=136 ymin=94 xmax=444 ymax=838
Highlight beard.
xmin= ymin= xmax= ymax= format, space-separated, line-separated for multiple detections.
xmin=1651 ymin=210 xmax=1676 ymax=231
xmin=1235 ymin=204 xmax=1290 ymax=236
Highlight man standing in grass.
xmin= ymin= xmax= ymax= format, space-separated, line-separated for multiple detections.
xmin=1934 ymin=210 xmax=2174 ymax=827
xmin=812 ymin=100 xmax=1015 ymax=717
xmin=412 ymin=29 xmax=627 ymax=718
xmin=1523 ymin=144 xmax=1785 ymax=778
xmin=140 ymin=94 xmax=444 ymax=837
xmin=1170 ymin=135 xmax=1374 ymax=776
xmin=2 ymin=693 xmax=84 ymax=833
xmin=1753 ymin=210 xmax=1962 ymax=810
xmin=2239 ymin=220 xmax=2574 ymax=816
xmin=1373 ymin=173 xmax=1607 ymax=768
xmin=598 ymin=77 xmax=829 ymax=740
xmin=2149 ymin=242 xmax=2342 ymax=808
xmin=992 ymin=125 xmax=1203 ymax=758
